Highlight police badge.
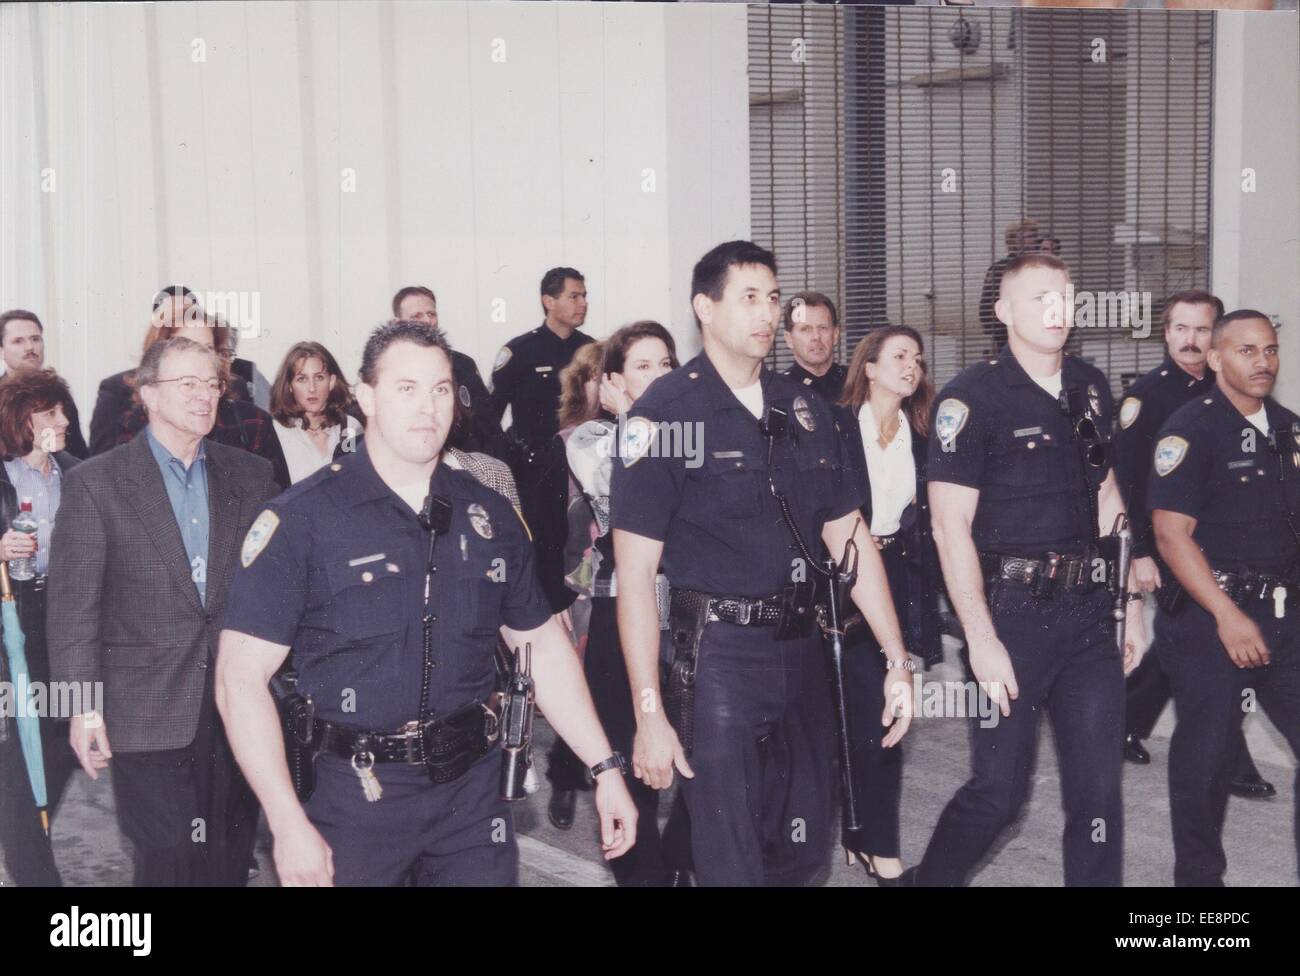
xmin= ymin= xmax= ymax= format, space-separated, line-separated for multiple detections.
xmin=935 ymin=398 xmax=969 ymax=451
xmin=1088 ymin=384 xmax=1102 ymax=419
xmin=792 ymin=396 xmax=816 ymax=432
xmin=1154 ymin=435 xmax=1189 ymax=477
xmin=468 ymin=503 xmax=494 ymax=540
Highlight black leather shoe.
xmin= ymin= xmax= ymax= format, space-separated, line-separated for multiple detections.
xmin=1229 ymin=772 xmax=1277 ymax=799
xmin=548 ymin=787 xmax=577 ymax=829
xmin=1124 ymin=734 xmax=1151 ymax=765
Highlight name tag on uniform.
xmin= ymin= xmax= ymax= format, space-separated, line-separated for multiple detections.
xmin=535 ymin=365 xmax=553 ymax=374
xmin=712 ymin=451 xmax=744 ymax=459
xmin=1013 ymin=427 xmax=1043 ymax=438
xmin=1227 ymin=460 xmax=1254 ymax=470
xmin=347 ymin=553 xmax=386 ymax=567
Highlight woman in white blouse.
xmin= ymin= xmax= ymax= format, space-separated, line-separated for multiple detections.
xmin=269 ymin=341 xmax=362 ymax=484
xmin=837 ymin=325 xmax=945 ymax=885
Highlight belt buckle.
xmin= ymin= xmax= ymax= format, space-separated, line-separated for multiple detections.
xmin=735 ymin=600 xmax=752 ymax=626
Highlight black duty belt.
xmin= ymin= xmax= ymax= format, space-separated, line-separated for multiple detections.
xmin=315 ymin=695 xmax=501 ymax=774
xmin=980 ymin=551 xmax=1100 ymax=594
xmin=1211 ymin=568 xmax=1300 ymax=605
xmin=673 ymin=587 xmax=785 ymax=627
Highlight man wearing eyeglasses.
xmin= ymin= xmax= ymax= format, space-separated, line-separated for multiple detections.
xmin=47 ymin=336 xmax=281 ymax=886
xmin=904 ymin=253 xmax=1146 ymax=886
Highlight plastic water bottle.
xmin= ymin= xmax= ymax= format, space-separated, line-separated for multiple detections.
xmin=9 ymin=497 xmax=38 ymax=581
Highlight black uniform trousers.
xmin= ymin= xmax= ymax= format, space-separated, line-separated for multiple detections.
xmin=584 ymin=596 xmax=692 ymax=885
xmin=304 ymin=749 xmax=517 ymax=886
xmin=680 ymin=621 xmax=835 ymax=886
xmin=843 ymin=543 xmax=908 ymax=859
xmin=1127 ymin=621 xmax=1261 ymax=780
xmin=917 ymin=581 xmax=1124 ymax=886
xmin=110 ymin=672 xmax=259 ymax=887
xmin=1156 ymin=596 xmax=1300 ymax=886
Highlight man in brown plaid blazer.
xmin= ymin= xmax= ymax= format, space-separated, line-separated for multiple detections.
xmin=48 ymin=336 xmax=280 ymax=886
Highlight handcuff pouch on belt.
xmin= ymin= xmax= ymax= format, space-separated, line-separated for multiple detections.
xmin=666 ymin=588 xmax=710 ymax=757
xmin=270 ymin=670 xmax=318 ymax=802
xmin=775 ymin=578 xmax=821 ymax=640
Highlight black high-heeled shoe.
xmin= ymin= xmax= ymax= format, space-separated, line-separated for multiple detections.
xmin=844 ymin=848 xmax=905 ymax=887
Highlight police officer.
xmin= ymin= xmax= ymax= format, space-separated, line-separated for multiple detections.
xmin=391 ymin=286 xmax=504 ymax=459
xmin=1149 ymin=309 xmax=1300 ymax=886
xmin=215 ymin=321 xmax=636 ymax=886
xmin=489 ymin=267 xmax=596 ymax=825
xmin=1116 ymin=291 xmax=1274 ymax=798
xmin=612 ymin=241 xmax=913 ymax=886
xmin=488 ymin=267 xmax=595 ymax=457
xmin=908 ymin=254 xmax=1146 ymax=887
xmin=781 ymin=291 xmax=847 ymax=401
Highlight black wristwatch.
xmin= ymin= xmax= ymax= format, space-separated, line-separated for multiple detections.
xmin=589 ymin=752 xmax=628 ymax=778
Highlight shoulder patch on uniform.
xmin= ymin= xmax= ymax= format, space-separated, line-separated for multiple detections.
xmin=458 ymin=384 xmax=471 ymax=408
xmin=492 ymin=347 xmax=512 ymax=373
xmin=1119 ymin=397 xmax=1141 ymax=430
xmin=620 ymin=416 xmax=655 ymax=467
xmin=934 ymin=398 xmax=970 ymax=450
xmin=1154 ymin=436 xmax=1189 ymax=477
xmin=241 ymin=510 xmax=280 ymax=567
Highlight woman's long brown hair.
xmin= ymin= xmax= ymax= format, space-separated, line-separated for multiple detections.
xmin=557 ymin=341 xmax=605 ymax=431
xmin=838 ymin=325 xmax=934 ymax=438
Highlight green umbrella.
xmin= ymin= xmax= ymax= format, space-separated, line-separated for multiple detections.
xmin=1 ymin=562 xmax=48 ymax=832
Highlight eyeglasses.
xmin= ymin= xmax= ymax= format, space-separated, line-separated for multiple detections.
xmin=152 ymin=375 xmax=226 ymax=397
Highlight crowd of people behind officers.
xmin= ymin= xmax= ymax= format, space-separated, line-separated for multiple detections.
xmin=0 ymin=243 xmax=1295 ymax=887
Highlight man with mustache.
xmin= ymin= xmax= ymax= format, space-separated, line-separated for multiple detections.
xmin=1149 ymin=309 xmax=1300 ymax=885
xmin=781 ymin=291 xmax=847 ymax=402
xmin=0 ymin=309 xmax=89 ymax=458
xmin=1115 ymin=291 xmax=1274 ymax=799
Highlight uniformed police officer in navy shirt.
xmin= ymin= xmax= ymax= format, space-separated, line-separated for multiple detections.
xmin=1117 ymin=290 xmax=1274 ymax=799
xmin=1149 ymin=309 xmax=1300 ymax=886
xmin=612 ymin=241 xmax=914 ymax=886
xmin=215 ymin=321 xmax=636 ymax=886
xmin=906 ymin=253 xmax=1146 ymax=887
xmin=780 ymin=291 xmax=847 ymax=402
xmin=488 ymin=268 xmax=597 ymax=827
